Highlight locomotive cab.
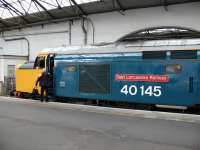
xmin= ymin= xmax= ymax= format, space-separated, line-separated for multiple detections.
xmin=15 ymin=53 xmax=54 ymax=96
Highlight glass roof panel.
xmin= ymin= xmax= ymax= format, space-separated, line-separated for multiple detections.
xmin=117 ymin=27 xmax=200 ymax=42
xmin=0 ymin=0 xmax=99 ymax=19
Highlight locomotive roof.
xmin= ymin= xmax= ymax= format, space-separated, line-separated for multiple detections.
xmin=40 ymin=38 xmax=200 ymax=55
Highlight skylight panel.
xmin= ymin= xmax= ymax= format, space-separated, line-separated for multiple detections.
xmin=0 ymin=8 xmax=14 ymax=18
xmin=0 ymin=0 xmax=99 ymax=19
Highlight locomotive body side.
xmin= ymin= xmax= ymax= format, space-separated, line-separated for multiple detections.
xmin=54 ymin=51 xmax=200 ymax=107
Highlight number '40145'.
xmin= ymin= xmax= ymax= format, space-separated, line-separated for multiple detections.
xmin=120 ymin=85 xmax=162 ymax=97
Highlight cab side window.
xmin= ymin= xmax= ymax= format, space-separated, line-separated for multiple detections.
xmin=34 ymin=56 xmax=45 ymax=69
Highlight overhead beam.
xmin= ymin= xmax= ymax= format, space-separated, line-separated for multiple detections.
xmin=0 ymin=19 xmax=9 ymax=27
xmin=18 ymin=0 xmax=28 ymax=15
xmin=0 ymin=16 xmax=81 ymax=32
xmin=0 ymin=0 xmax=30 ymax=24
xmin=32 ymin=0 xmax=56 ymax=19
xmin=55 ymin=0 xmax=62 ymax=9
xmin=70 ymin=0 xmax=87 ymax=16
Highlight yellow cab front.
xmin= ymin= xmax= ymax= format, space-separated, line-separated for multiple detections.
xmin=16 ymin=53 xmax=48 ymax=95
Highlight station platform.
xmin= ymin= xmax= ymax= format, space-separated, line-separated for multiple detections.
xmin=0 ymin=96 xmax=199 ymax=150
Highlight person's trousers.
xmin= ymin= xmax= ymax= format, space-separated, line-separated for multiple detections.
xmin=40 ymin=86 xmax=48 ymax=102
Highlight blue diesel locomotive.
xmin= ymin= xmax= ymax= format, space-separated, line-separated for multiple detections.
xmin=54 ymin=49 xmax=200 ymax=107
xmin=16 ymin=27 xmax=200 ymax=108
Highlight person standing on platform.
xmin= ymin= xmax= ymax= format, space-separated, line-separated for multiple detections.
xmin=35 ymin=71 xmax=49 ymax=102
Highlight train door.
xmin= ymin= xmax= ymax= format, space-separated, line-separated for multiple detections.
xmin=64 ymin=64 xmax=77 ymax=96
xmin=166 ymin=61 xmax=198 ymax=106
xmin=164 ymin=50 xmax=198 ymax=106
xmin=197 ymin=63 xmax=200 ymax=105
xmin=33 ymin=55 xmax=47 ymax=94
xmin=54 ymin=62 xmax=78 ymax=97
xmin=46 ymin=54 xmax=55 ymax=95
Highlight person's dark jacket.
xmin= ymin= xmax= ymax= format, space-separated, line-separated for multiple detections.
xmin=36 ymin=72 xmax=49 ymax=87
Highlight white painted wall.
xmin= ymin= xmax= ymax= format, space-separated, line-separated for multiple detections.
xmin=0 ymin=57 xmax=27 ymax=82
xmin=89 ymin=2 xmax=200 ymax=43
xmin=0 ymin=58 xmax=4 ymax=82
xmin=2 ymin=40 xmax=28 ymax=56
xmin=0 ymin=2 xmax=199 ymax=60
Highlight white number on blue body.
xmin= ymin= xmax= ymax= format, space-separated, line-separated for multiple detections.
xmin=129 ymin=85 xmax=137 ymax=95
xmin=120 ymin=85 xmax=162 ymax=97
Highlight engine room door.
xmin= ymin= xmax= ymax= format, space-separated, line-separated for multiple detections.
xmin=55 ymin=63 xmax=78 ymax=97
xmin=62 ymin=64 xmax=77 ymax=96
xmin=164 ymin=62 xmax=198 ymax=106
xmin=197 ymin=63 xmax=200 ymax=105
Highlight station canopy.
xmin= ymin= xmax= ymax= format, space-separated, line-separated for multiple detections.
xmin=0 ymin=0 xmax=198 ymax=31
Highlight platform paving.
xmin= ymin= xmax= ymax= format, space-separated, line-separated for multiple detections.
xmin=0 ymin=96 xmax=199 ymax=150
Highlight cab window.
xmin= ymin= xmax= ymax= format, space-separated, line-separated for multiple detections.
xmin=34 ymin=56 xmax=45 ymax=68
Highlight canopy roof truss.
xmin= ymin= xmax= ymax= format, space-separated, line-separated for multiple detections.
xmin=0 ymin=0 xmax=198 ymax=32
